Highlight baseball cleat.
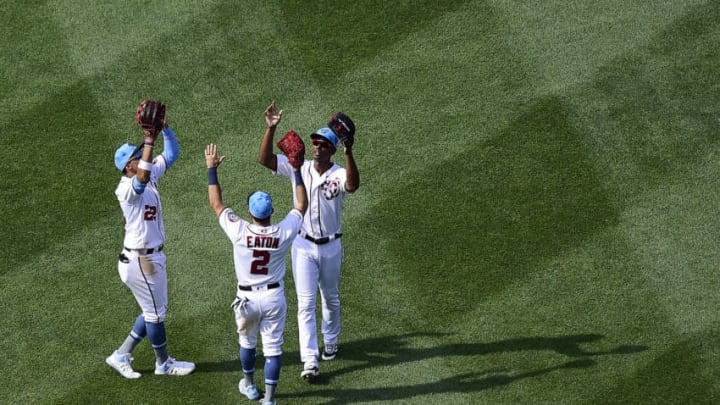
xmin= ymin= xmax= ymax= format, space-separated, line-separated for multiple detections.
xmin=106 ymin=351 xmax=141 ymax=379
xmin=321 ymin=344 xmax=338 ymax=361
xmin=260 ymin=398 xmax=277 ymax=405
xmin=238 ymin=380 xmax=260 ymax=400
xmin=301 ymin=362 xmax=319 ymax=382
xmin=154 ymin=357 xmax=195 ymax=376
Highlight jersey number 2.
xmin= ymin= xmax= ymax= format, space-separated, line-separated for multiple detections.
xmin=251 ymin=250 xmax=270 ymax=275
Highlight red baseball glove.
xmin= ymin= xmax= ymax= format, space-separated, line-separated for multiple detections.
xmin=276 ymin=130 xmax=306 ymax=169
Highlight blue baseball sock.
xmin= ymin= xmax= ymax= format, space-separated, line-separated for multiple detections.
xmin=132 ymin=314 xmax=147 ymax=337
xmin=264 ymin=355 xmax=281 ymax=401
xmin=240 ymin=347 xmax=256 ymax=384
xmin=118 ymin=314 xmax=146 ymax=354
xmin=264 ymin=355 xmax=281 ymax=385
xmin=146 ymin=322 xmax=168 ymax=364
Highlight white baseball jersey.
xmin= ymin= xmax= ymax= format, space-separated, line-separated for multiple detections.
xmin=218 ymin=206 xmax=303 ymax=287
xmin=275 ymin=154 xmax=350 ymax=238
xmin=115 ymin=155 xmax=168 ymax=249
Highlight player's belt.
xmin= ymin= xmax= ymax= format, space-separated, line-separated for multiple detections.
xmin=300 ymin=232 xmax=342 ymax=245
xmin=238 ymin=282 xmax=280 ymax=292
xmin=124 ymin=244 xmax=164 ymax=255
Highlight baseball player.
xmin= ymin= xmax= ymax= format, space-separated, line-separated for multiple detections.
xmin=106 ymin=103 xmax=194 ymax=378
xmin=258 ymin=102 xmax=360 ymax=381
xmin=205 ymin=143 xmax=307 ymax=404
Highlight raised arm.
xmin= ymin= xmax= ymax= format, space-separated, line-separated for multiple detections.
xmin=343 ymin=144 xmax=360 ymax=192
xmin=205 ymin=143 xmax=227 ymax=218
xmin=258 ymin=101 xmax=282 ymax=171
xmin=328 ymin=111 xmax=360 ymax=192
xmin=293 ymin=168 xmax=308 ymax=215
xmin=136 ymin=128 xmax=159 ymax=184
xmin=160 ymin=126 xmax=180 ymax=169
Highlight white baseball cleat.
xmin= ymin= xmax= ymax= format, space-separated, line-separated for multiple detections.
xmin=321 ymin=344 xmax=338 ymax=361
xmin=106 ymin=351 xmax=141 ymax=379
xmin=301 ymin=361 xmax=319 ymax=381
xmin=154 ymin=357 xmax=195 ymax=376
xmin=238 ymin=380 xmax=260 ymax=400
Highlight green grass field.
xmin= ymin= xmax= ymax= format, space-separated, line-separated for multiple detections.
xmin=2 ymin=1 xmax=720 ymax=403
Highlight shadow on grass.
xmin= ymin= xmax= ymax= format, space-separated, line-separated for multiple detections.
xmin=194 ymin=332 xmax=647 ymax=403
xmin=300 ymin=360 xmax=595 ymax=404
xmin=292 ymin=332 xmax=646 ymax=404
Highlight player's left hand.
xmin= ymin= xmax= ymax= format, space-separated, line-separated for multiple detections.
xmin=205 ymin=143 xmax=226 ymax=168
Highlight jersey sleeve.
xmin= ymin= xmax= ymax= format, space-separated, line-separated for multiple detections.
xmin=278 ymin=209 xmax=304 ymax=240
xmin=115 ymin=176 xmax=140 ymax=202
xmin=337 ymin=167 xmax=351 ymax=195
xmin=151 ymin=154 xmax=168 ymax=181
xmin=275 ymin=154 xmax=293 ymax=178
xmin=218 ymin=207 xmax=248 ymax=241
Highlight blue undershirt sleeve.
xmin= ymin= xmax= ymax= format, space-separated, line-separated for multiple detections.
xmin=161 ymin=127 xmax=180 ymax=168
xmin=132 ymin=176 xmax=147 ymax=194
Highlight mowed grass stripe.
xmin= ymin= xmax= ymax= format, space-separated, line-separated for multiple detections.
xmin=0 ymin=1 xmax=81 ymax=264
xmin=0 ymin=2 xmax=78 ymax=128
xmin=348 ymin=0 xmax=720 ymax=400
xmin=537 ymin=2 xmax=720 ymax=402
xmin=489 ymin=0 xmax=706 ymax=94
xmin=620 ymin=164 xmax=720 ymax=332
xmin=473 ymin=229 xmax=669 ymax=404
xmin=568 ymin=0 xmax=720 ymax=341
xmin=570 ymin=0 xmax=720 ymax=205
xmin=2 ymin=1 xmax=719 ymax=404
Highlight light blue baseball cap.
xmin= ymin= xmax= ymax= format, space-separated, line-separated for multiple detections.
xmin=311 ymin=127 xmax=339 ymax=149
xmin=248 ymin=191 xmax=273 ymax=220
xmin=114 ymin=143 xmax=142 ymax=172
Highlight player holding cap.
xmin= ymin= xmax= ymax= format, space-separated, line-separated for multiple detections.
xmin=106 ymin=100 xmax=194 ymax=378
xmin=205 ymin=142 xmax=307 ymax=405
xmin=258 ymin=102 xmax=360 ymax=381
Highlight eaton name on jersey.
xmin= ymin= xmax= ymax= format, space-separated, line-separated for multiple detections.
xmin=246 ymin=235 xmax=280 ymax=249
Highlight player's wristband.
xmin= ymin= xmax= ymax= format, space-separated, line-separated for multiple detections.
xmin=293 ymin=169 xmax=303 ymax=185
xmin=138 ymin=160 xmax=153 ymax=171
xmin=208 ymin=167 xmax=219 ymax=185
xmin=144 ymin=137 xmax=155 ymax=146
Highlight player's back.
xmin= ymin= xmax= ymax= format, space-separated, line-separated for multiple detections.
xmin=229 ymin=210 xmax=303 ymax=287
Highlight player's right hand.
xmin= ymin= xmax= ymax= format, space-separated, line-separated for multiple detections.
xmin=205 ymin=143 xmax=225 ymax=168
xmin=264 ymin=101 xmax=283 ymax=129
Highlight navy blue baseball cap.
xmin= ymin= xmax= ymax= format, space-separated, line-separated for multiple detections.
xmin=114 ymin=143 xmax=143 ymax=171
xmin=310 ymin=127 xmax=339 ymax=149
xmin=248 ymin=191 xmax=273 ymax=220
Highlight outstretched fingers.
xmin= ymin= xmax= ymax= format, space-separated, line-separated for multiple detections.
xmin=264 ymin=101 xmax=283 ymax=127
xmin=205 ymin=144 xmax=225 ymax=168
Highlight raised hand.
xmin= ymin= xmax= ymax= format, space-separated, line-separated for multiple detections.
xmin=264 ymin=101 xmax=283 ymax=128
xmin=205 ymin=143 xmax=226 ymax=169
